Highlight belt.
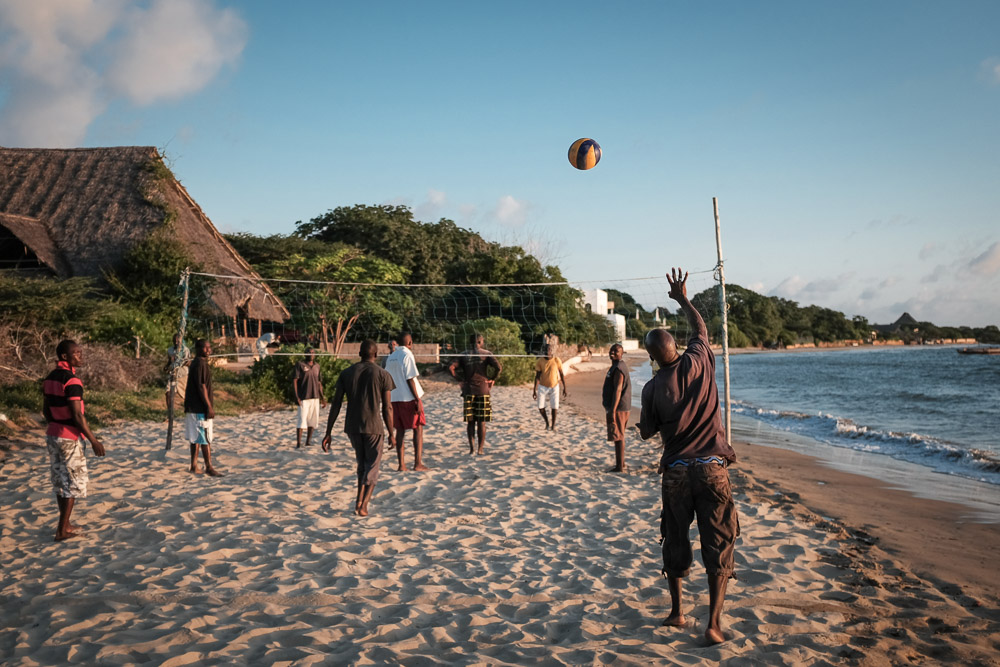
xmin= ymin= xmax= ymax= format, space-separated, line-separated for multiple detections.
xmin=665 ymin=456 xmax=726 ymax=468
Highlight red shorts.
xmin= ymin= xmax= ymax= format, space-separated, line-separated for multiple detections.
xmin=392 ymin=400 xmax=426 ymax=430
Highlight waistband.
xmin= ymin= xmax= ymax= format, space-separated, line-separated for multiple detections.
xmin=665 ymin=456 xmax=726 ymax=468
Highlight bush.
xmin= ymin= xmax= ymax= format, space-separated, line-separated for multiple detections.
xmin=249 ymin=344 xmax=352 ymax=404
xmin=456 ymin=317 xmax=534 ymax=386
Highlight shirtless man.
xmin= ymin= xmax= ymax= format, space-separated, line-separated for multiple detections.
xmin=448 ymin=333 xmax=502 ymax=455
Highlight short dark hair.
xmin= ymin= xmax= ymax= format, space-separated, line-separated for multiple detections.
xmin=610 ymin=343 xmax=624 ymax=353
xmin=195 ymin=338 xmax=210 ymax=353
xmin=56 ymin=339 xmax=76 ymax=360
xmin=396 ymin=331 xmax=412 ymax=345
xmin=360 ymin=339 xmax=378 ymax=360
xmin=470 ymin=332 xmax=483 ymax=345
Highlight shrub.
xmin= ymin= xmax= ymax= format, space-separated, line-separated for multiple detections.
xmin=249 ymin=344 xmax=352 ymax=404
xmin=456 ymin=317 xmax=534 ymax=386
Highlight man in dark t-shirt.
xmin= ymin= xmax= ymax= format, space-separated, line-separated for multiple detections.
xmin=447 ymin=333 xmax=502 ymax=455
xmin=322 ymin=340 xmax=396 ymax=517
xmin=602 ymin=343 xmax=631 ymax=472
xmin=638 ymin=268 xmax=739 ymax=645
xmin=184 ymin=339 xmax=222 ymax=477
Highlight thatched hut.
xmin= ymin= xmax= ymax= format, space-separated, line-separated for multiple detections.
xmin=0 ymin=146 xmax=289 ymax=325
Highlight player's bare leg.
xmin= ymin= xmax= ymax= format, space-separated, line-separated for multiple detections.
xmin=395 ymin=427 xmax=407 ymax=471
xmin=296 ymin=428 xmax=303 ymax=449
xmin=477 ymin=421 xmax=487 ymax=455
xmin=662 ymin=575 xmax=687 ymax=627
xmin=357 ymin=483 xmax=376 ymax=516
xmin=202 ymin=445 xmax=223 ymax=477
xmin=305 ymin=426 xmax=315 ymax=446
xmin=54 ymin=496 xmax=79 ymax=542
xmin=550 ymin=408 xmax=558 ymax=431
xmin=189 ymin=443 xmax=201 ymax=473
xmin=705 ymin=574 xmax=729 ymax=644
xmin=412 ymin=425 xmax=429 ymax=471
xmin=466 ymin=421 xmax=475 ymax=454
xmin=538 ymin=408 xmax=550 ymax=430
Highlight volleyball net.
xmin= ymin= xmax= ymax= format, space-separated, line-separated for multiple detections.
xmin=174 ymin=267 xmax=722 ymax=361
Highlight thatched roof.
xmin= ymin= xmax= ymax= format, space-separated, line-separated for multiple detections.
xmin=0 ymin=146 xmax=288 ymax=321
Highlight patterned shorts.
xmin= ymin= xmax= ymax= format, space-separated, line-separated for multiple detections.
xmin=463 ymin=394 xmax=492 ymax=423
xmin=185 ymin=413 xmax=214 ymax=445
xmin=46 ymin=435 xmax=89 ymax=498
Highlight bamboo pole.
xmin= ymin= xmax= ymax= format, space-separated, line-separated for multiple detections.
xmin=713 ymin=198 xmax=733 ymax=446
xmin=166 ymin=268 xmax=191 ymax=452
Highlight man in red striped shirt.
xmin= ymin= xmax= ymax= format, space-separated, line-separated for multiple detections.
xmin=42 ymin=340 xmax=105 ymax=542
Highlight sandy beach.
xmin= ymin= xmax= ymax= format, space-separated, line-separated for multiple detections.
xmin=2 ymin=372 xmax=999 ymax=665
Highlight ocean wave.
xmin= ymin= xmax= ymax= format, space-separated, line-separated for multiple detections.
xmin=731 ymin=400 xmax=1000 ymax=485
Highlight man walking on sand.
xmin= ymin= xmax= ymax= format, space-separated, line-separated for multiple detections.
xmin=603 ymin=343 xmax=631 ymax=472
xmin=533 ymin=344 xmax=567 ymax=430
xmin=293 ymin=348 xmax=326 ymax=448
xmin=448 ymin=333 xmax=502 ymax=455
xmin=42 ymin=340 xmax=106 ymax=542
xmin=322 ymin=340 xmax=396 ymax=516
xmin=385 ymin=332 xmax=428 ymax=471
xmin=639 ymin=268 xmax=739 ymax=645
xmin=185 ymin=339 xmax=223 ymax=477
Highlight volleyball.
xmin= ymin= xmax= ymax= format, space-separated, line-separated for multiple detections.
xmin=568 ymin=138 xmax=601 ymax=170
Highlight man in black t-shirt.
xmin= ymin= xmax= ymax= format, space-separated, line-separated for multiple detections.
xmin=322 ymin=340 xmax=396 ymax=517
xmin=184 ymin=339 xmax=222 ymax=477
xmin=447 ymin=333 xmax=502 ymax=455
xmin=602 ymin=343 xmax=631 ymax=472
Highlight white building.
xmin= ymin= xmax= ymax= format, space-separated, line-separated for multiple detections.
xmin=580 ymin=288 xmax=634 ymax=348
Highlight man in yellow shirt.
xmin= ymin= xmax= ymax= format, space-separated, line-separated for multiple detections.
xmin=533 ymin=344 xmax=568 ymax=430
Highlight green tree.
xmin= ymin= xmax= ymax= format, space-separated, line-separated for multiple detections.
xmin=455 ymin=317 xmax=534 ymax=386
xmin=261 ymin=247 xmax=408 ymax=354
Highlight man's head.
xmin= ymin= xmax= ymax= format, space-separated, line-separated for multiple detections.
xmin=360 ymin=339 xmax=378 ymax=361
xmin=173 ymin=333 xmax=182 ymax=346
xmin=195 ymin=338 xmax=212 ymax=358
xmin=397 ymin=331 xmax=413 ymax=348
xmin=644 ymin=328 xmax=678 ymax=366
xmin=306 ymin=347 xmax=318 ymax=363
xmin=609 ymin=343 xmax=624 ymax=362
xmin=387 ymin=338 xmax=398 ymax=354
xmin=470 ymin=333 xmax=484 ymax=349
xmin=545 ymin=344 xmax=555 ymax=359
xmin=56 ymin=339 xmax=80 ymax=367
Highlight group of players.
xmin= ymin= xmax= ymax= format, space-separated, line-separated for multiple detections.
xmin=39 ymin=268 xmax=740 ymax=643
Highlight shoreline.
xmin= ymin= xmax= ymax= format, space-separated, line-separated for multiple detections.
xmin=563 ymin=361 xmax=1000 ymax=599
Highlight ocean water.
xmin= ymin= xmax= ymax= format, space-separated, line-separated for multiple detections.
xmin=628 ymin=346 xmax=1000 ymax=486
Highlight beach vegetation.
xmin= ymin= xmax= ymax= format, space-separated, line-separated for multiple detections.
xmin=455 ymin=317 xmax=535 ymax=385
xmin=248 ymin=344 xmax=353 ymax=404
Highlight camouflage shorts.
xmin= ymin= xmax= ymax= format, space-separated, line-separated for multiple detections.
xmin=46 ymin=435 xmax=89 ymax=498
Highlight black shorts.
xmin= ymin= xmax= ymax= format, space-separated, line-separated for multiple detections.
xmin=463 ymin=394 xmax=492 ymax=422
xmin=349 ymin=432 xmax=384 ymax=486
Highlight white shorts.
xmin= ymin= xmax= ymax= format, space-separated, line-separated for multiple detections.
xmin=298 ymin=398 xmax=320 ymax=429
xmin=185 ymin=412 xmax=213 ymax=445
xmin=537 ymin=384 xmax=559 ymax=410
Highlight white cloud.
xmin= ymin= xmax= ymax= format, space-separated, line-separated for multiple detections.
xmin=0 ymin=0 xmax=246 ymax=146
xmin=918 ymin=242 xmax=939 ymax=260
xmin=493 ymin=194 xmax=529 ymax=226
xmin=979 ymin=57 xmax=1000 ymax=86
xmin=769 ymin=273 xmax=851 ymax=301
xmin=969 ymin=241 xmax=1000 ymax=276
xmin=413 ymin=188 xmax=447 ymax=220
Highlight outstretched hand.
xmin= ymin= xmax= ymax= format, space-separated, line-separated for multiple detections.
xmin=666 ymin=267 xmax=689 ymax=302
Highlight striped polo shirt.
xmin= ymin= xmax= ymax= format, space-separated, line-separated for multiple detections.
xmin=43 ymin=361 xmax=85 ymax=439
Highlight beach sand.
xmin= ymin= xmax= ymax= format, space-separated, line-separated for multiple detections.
xmin=2 ymin=373 xmax=999 ymax=665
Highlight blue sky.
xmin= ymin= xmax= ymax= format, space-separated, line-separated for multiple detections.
xmin=2 ymin=0 xmax=998 ymax=326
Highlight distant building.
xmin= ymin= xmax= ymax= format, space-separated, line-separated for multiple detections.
xmin=872 ymin=312 xmax=920 ymax=337
xmin=580 ymin=288 xmax=628 ymax=344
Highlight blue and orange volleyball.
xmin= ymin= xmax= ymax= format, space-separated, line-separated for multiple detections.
xmin=568 ymin=138 xmax=601 ymax=170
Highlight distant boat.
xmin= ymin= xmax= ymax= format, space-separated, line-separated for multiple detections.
xmin=957 ymin=346 xmax=1000 ymax=355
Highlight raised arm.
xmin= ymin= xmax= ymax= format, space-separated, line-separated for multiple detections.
xmin=666 ymin=267 xmax=707 ymax=342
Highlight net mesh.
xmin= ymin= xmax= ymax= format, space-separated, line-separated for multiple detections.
xmin=178 ymin=267 xmax=721 ymax=359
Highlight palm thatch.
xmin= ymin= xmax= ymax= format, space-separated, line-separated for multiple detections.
xmin=0 ymin=146 xmax=288 ymax=321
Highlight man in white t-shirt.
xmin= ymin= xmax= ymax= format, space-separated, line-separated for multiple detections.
xmin=256 ymin=332 xmax=280 ymax=360
xmin=384 ymin=332 xmax=428 ymax=471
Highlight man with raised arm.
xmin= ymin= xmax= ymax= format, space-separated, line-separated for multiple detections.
xmin=184 ymin=339 xmax=223 ymax=477
xmin=602 ymin=343 xmax=631 ymax=472
xmin=42 ymin=340 xmax=106 ymax=542
xmin=322 ymin=340 xmax=396 ymax=517
xmin=385 ymin=332 xmax=428 ymax=471
xmin=293 ymin=347 xmax=325 ymax=448
xmin=533 ymin=344 xmax=567 ymax=431
xmin=447 ymin=333 xmax=502 ymax=455
xmin=639 ymin=268 xmax=739 ymax=645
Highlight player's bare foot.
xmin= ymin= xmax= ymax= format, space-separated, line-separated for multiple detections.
xmin=607 ymin=466 xmax=625 ymax=473
xmin=189 ymin=466 xmax=201 ymax=474
xmin=705 ymin=626 xmax=726 ymax=644
xmin=357 ymin=506 xmax=369 ymax=517
xmin=413 ymin=463 xmax=429 ymax=471
xmin=206 ymin=468 xmax=224 ymax=477
xmin=477 ymin=447 xmax=485 ymax=455
xmin=54 ymin=530 xmax=80 ymax=542
xmin=661 ymin=613 xmax=687 ymax=628
xmin=397 ymin=464 xmax=407 ymax=472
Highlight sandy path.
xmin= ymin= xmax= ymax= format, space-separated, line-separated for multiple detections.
xmin=2 ymin=383 xmax=998 ymax=665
